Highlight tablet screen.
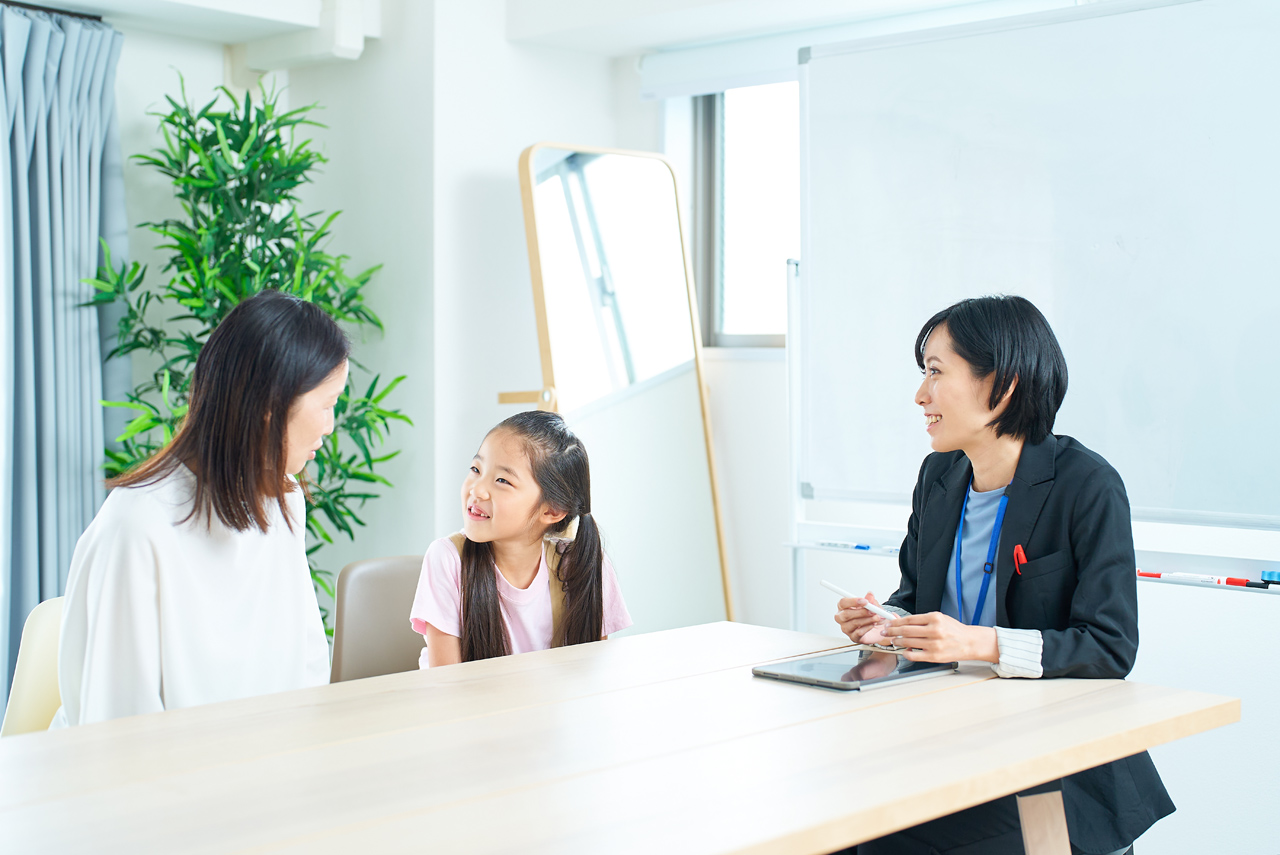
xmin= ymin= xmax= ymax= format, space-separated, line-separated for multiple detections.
xmin=752 ymin=649 xmax=957 ymax=690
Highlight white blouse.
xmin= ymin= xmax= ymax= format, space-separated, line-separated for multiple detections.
xmin=51 ymin=464 xmax=330 ymax=727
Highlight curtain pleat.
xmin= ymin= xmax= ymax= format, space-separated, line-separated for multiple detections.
xmin=1 ymin=7 xmax=123 ymax=693
xmin=4 ymin=10 xmax=39 ymax=698
xmin=0 ymin=15 xmax=12 ymax=705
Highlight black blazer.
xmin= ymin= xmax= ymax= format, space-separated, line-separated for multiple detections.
xmin=887 ymin=434 xmax=1174 ymax=853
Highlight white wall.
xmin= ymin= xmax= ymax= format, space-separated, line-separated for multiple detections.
xmin=287 ymin=0 xmax=435 ymax=575
xmin=702 ymin=349 xmax=790 ymax=628
xmin=612 ymin=54 xmax=662 ymax=154
xmin=110 ymin=24 xmax=226 ymax=393
xmin=431 ymin=0 xmax=630 ymax=535
xmin=280 ymin=1 xmax=663 ymax=570
xmin=108 ymin=12 xmax=436 ymax=580
xmin=567 ymin=364 xmax=726 ymax=634
xmin=106 ymin=2 xmax=666 ymax=578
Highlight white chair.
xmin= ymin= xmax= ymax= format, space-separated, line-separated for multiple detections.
xmin=329 ymin=556 xmax=425 ymax=682
xmin=1 ymin=597 xmax=64 ymax=736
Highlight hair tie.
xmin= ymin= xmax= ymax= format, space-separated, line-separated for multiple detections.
xmin=545 ymin=516 xmax=578 ymax=554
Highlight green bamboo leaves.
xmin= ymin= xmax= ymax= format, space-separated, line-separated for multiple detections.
xmin=87 ymin=80 xmax=410 ymax=634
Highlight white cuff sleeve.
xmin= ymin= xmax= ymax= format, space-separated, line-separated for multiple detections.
xmin=992 ymin=627 xmax=1043 ymax=679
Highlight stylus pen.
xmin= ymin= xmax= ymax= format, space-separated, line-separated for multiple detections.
xmin=820 ymin=580 xmax=898 ymax=622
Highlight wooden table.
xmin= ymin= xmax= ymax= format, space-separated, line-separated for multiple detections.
xmin=0 ymin=622 xmax=1238 ymax=854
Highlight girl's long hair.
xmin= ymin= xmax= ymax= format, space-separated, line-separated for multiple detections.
xmin=110 ymin=290 xmax=350 ymax=532
xmin=460 ymin=411 xmax=605 ymax=662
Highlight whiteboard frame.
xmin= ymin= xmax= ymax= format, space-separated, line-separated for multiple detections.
xmin=801 ymin=0 xmax=1201 ymax=64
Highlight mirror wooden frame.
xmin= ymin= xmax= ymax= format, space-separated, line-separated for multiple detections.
xmin=503 ymin=141 xmax=735 ymax=621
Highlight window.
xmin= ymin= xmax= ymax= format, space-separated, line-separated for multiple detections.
xmin=677 ymin=81 xmax=801 ymax=347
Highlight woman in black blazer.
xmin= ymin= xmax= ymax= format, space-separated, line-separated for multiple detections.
xmin=836 ymin=296 xmax=1173 ymax=855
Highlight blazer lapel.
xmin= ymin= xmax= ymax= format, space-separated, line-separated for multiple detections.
xmin=995 ymin=435 xmax=1058 ymax=625
xmin=915 ymin=454 xmax=970 ymax=614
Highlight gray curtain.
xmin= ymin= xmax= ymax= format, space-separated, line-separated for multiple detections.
xmin=0 ymin=6 xmax=125 ymax=694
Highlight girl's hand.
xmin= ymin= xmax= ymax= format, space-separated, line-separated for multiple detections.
xmin=881 ymin=612 xmax=999 ymax=663
xmin=834 ymin=592 xmax=892 ymax=644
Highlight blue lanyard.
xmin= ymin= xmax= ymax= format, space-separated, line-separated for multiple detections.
xmin=954 ymin=477 xmax=1009 ymax=626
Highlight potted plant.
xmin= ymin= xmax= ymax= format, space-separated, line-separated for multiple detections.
xmin=88 ymin=80 xmax=409 ymax=633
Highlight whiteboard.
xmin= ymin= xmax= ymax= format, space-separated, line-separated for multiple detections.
xmin=800 ymin=0 xmax=1280 ymax=527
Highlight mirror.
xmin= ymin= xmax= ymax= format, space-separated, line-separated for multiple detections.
xmin=511 ymin=143 xmax=734 ymax=631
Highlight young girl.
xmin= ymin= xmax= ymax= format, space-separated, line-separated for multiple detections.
xmin=410 ymin=411 xmax=632 ymax=666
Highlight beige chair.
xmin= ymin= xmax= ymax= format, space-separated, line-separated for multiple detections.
xmin=330 ymin=556 xmax=426 ymax=683
xmin=2 ymin=597 xmax=64 ymax=736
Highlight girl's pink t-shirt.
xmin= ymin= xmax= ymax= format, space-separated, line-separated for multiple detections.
xmin=410 ymin=536 xmax=633 ymax=668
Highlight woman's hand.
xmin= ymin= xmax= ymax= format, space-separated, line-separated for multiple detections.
xmin=881 ymin=612 xmax=1000 ymax=663
xmin=834 ymin=592 xmax=893 ymax=644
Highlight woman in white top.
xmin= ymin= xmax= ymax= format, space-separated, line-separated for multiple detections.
xmin=51 ymin=290 xmax=348 ymax=727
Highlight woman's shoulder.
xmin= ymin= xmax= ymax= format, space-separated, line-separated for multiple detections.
xmin=916 ymin=449 xmax=967 ymax=486
xmin=98 ymin=465 xmax=195 ymax=528
xmin=69 ymin=471 xmax=192 ymax=577
xmin=1049 ymin=434 xmax=1127 ymax=493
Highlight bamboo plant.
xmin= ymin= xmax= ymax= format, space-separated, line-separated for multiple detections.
xmin=88 ymin=81 xmax=409 ymax=633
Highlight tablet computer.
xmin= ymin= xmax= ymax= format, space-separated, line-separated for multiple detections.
xmin=752 ymin=648 xmax=958 ymax=691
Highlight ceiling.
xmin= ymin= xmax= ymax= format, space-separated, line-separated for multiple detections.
xmin=505 ymin=0 xmax=983 ymax=54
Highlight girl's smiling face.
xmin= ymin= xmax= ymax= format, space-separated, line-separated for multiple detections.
xmin=462 ymin=429 xmax=563 ymax=544
xmin=915 ymin=323 xmax=1006 ymax=454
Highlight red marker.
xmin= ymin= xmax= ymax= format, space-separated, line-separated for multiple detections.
xmin=1137 ymin=570 xmax=1269 ymax=589
xmin=1013 ymin=544 xmax=1028 ymax=575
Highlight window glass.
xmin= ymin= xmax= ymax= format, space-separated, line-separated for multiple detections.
xmin=533 ymin=153 xmax=694 ymax=413
xmin=721 ymin=81 xmax=800 ymax=337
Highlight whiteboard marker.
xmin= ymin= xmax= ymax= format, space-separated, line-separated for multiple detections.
xmin=1137 ymin=571 xmax=1267 ymax=589
xmin=818 ymin=541 xmax=901 ymax=555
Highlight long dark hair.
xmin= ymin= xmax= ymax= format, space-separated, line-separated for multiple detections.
xmin=111 ymin=290 xmax=350 ymax=532
xmin=460 ymin=411 xmax=605 ymax=662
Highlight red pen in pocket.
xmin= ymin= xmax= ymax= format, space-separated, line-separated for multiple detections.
xmin=1014 ymin=544 xmax=1028 ymax=575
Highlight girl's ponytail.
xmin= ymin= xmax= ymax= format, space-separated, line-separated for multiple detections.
xmin=554 ymin=512 xmax=605 ymax=647
xmin=460 ymin=538 xmax=512 ymax=661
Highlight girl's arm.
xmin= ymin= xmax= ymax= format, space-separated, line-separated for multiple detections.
xmin=410 ymin=539 xmax=466 ymax=668
xmin=423 ymin=622 xmax=462 ymax=667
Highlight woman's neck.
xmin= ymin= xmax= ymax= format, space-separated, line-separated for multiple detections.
xmin=965 ymin=433 xmax=1025 ymax=493
xmin=490 ymin=534 xmax=544 ymax=590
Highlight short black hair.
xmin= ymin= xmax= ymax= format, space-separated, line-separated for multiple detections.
xmin=915 ymin=295 xmax=1067 ymax=445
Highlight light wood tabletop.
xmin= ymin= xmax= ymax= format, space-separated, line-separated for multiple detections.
xmin=0 ymin=622 xmax=1238 ymax=854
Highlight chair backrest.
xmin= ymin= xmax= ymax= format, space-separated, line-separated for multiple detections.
xmin=330 ymin=556 xmax=425 ymax=683
xmin=2 ymin=597 xmax=64 ymax=736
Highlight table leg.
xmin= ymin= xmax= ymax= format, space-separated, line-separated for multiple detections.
xmin=1016 ymin=790 xmax=1071 ymax=855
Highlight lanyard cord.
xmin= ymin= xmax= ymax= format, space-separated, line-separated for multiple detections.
xmin=954 ymin=477 xmax=1010 ymax=626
